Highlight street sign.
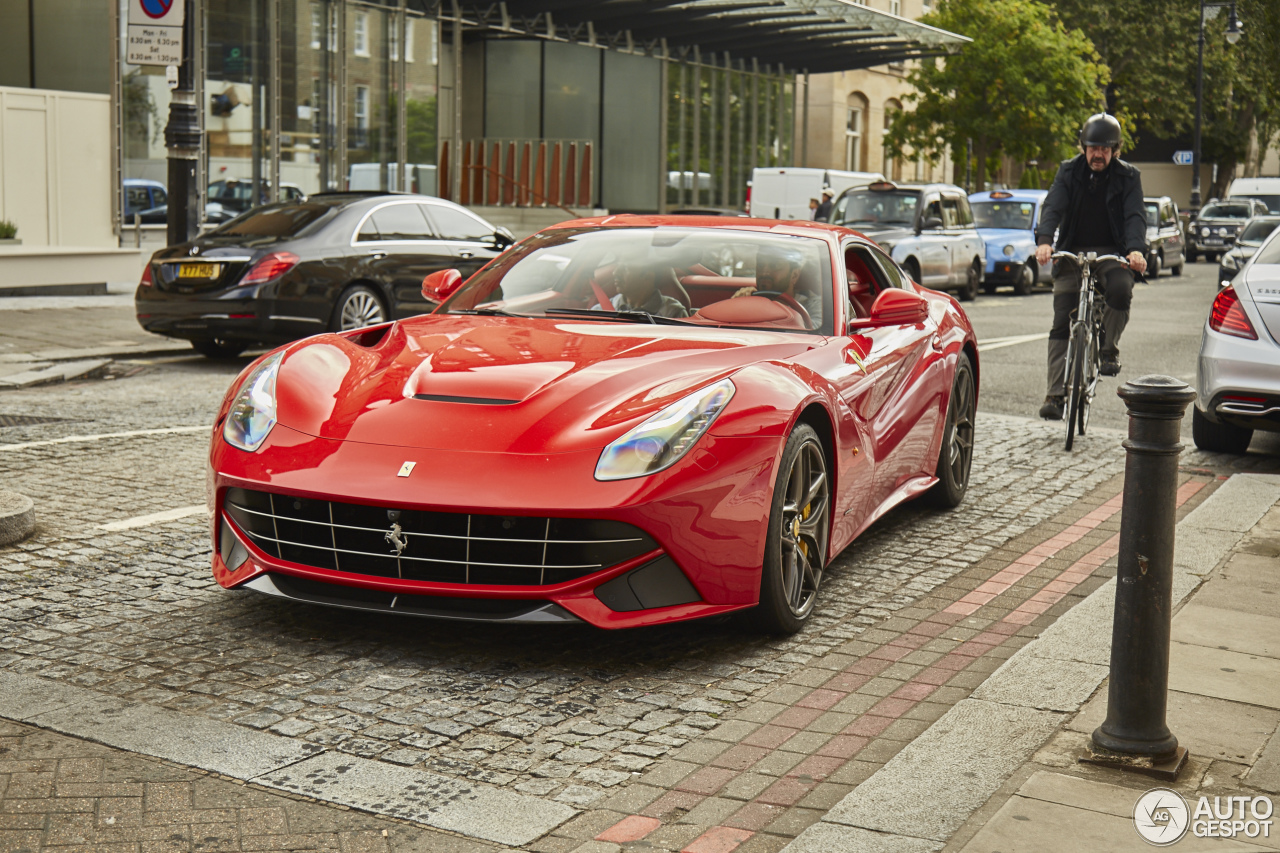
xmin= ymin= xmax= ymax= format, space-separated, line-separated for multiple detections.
xmin=127 ymin=0 xmax=183 ymax=66
xmin=1172 ymin=150 xmax=1194 ymax=166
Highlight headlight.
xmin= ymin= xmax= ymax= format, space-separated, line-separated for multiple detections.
xmin=595 ymin=379 xmax=735 ymax=481
xmin=1201 ymin=227 xmax=1211 ymax=237
xmin=223 ymin=352 xmax=284 ymax=451
xmin=1219 ymin=227 xmax=1232 ymax=236
xmin=1002 ymin=245 xmax=1015 ymax=257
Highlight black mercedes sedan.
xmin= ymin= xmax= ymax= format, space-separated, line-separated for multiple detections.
xmin=136 ymin=193 xmax=514 ymax=358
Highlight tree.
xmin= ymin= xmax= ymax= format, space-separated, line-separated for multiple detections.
xmin=886 ymin=0 xmax=1107 ymax=192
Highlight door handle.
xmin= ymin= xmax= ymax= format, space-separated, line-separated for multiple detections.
xmin=368 ymin=251 xmax=387 ymax=260
xmin=458 ymin=250 xmax=475 ymax=259
xmin=931 ymin=334 xmax=944 ymax=351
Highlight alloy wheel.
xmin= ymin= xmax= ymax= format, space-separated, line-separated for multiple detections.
xmin=945 ymin=365 xmax=975 ymax=486
xmin=778 ymin=439 xmax=829 ymax=619
xmin=339 ymin=289 xmax=385 ymax=330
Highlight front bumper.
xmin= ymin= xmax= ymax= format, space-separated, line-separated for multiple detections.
xmin=1196 ymin=324 xmax=1280 ymax=433
xmin=984 ymin=259 xmax=1028 ymax=283
xmin=210 ymin=423 xmax=784 ymax=629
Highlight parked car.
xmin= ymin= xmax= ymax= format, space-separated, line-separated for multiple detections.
xmin=1218 ymin=216 xmax=1280 ymax=286
xmin=1143 ymin=195 xmax=1186 ymax=277
xmin=968 ymin=189 xmax=1050 ymax=295
xmin=1193 ymin=222 xmax=1280 ymax=454
xmin=1227 ymin=177 xmax=1280 ymax=215
xmin=208 ymin=178 xmax=306 ymax=216
xmin=748 ymin=167 xmax=883 ymax=221
xmin=1189 ymin=197 xmax=1269 ymax=263
xmin=134 ymin=202 xmax=240 ymax=227
xmin=207 ymin=214 xmax=978 ymax=632
xmin=135 ymin=192 xmax=514 ymax=358
xmin=832 ymin=180 xmax=985 ymax=300
xmin=123 ymin=179 xmax=167 ymax=220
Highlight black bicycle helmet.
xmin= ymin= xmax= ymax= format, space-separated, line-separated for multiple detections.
xmin=1079 ymin=113 xmax=1122 ymax=149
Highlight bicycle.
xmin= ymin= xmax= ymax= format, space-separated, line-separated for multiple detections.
xmin=1051 ymin=251 xmax=1130 ymax=451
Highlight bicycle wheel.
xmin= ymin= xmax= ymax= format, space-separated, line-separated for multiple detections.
xmin=1064 ymin=323 xmax=1089 ymax=451
xmin=1077 ymin=315 xmax=1101 ymax=436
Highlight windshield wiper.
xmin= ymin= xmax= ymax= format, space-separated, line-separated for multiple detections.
xmin=452 ymin=307 xmax=519 ymax=317
xmin=545 ymin=307 xmax=695 ymax=326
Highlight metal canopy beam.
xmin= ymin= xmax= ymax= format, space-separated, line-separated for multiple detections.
xmin=464 ymin=0 xmax=969 ymax=73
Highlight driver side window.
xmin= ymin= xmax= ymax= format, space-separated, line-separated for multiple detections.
xmin=923 ymin=198 xmax=942 ymax=224
xmin=844 ymin=244 xmax=890 ymax=320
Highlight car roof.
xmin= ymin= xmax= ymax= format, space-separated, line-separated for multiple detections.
xmin=968 ymin=189 xmax=1047 ymax=202
xmin=842 ymin=181 xmax=965 ymax=194
xmin=540 ymin=213 xmax=859 ymax=243
xmin=1143 ymin=196 xmax=1174 ymax=203
xmin=124 ymin=178 xmax=165 ymax=188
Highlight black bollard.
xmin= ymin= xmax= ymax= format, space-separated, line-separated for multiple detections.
xmin=1088 ymin=376 xmax=1196 ymax=779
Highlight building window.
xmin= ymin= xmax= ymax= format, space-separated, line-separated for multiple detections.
xmin=389 ymin=18 xmax=399 ymax=60
xmin=883 ymin=100 xmax=902 ymax=181
xmin=405 ymin=19 xmax=415 ymax=62
xmin=846 ymin=101 xmax=864 ymax=172
xmin=354 ymin=12 xmax=369 ymax=57
xmin=310 ymin=3 xmax=322 ymax=49
xmin=354 ymin=85 xmax=369 ymax=146
xmin=889 ymin=0 xmax=901 ymax=14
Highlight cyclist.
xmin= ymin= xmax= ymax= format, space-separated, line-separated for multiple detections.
xmin=1034 ymin=113 xmax=1148 ymax=421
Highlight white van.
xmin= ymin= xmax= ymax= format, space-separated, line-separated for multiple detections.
xmin=748 ymin=167 xmax=884 ymax=220
xmin=348 ymin=163 xmax=438 ymax=195
xmin=1227 ymin=177 xmax=1280 ymax=215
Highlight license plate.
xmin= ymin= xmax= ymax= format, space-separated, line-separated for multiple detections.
xmin=179 ymin=263 xmax=220 ymax=278
xmin=1203 ymin=238 xmax=1223 ymax=245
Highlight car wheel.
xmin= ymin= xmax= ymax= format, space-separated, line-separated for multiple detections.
xmin=752 ymin=423 xmax=829 ymax=635
xmin=1187 ymin=249 xmax=1199 ymax=263
xmin=957 ymin=260 xmax=980 ymax=302
xmin=1013 ymin=261 xmax=1035 ymax=296
xmin=1171 ymin=256 xmax=1184 ymax=276
xmin=1206 ymin=253 xmax=1219 ymax=264
xmin=190 ymin=338 xmax=245 ymax=359
xmin=1192 ymin=406 xmax=1252 ymax=454
xmin=925 ymin=353 xmax=975 ymax=508
xmin=332 ymin=284 xmax=387 ymax=332
xmin=1147 ymin=252 xmax=1161 ymax=279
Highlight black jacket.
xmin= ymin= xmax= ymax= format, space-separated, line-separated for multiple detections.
xmin=1035 ymin=154 xmax=1148 ymax=256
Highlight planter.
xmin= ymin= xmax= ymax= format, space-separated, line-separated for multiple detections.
xmin=0 ymin=238 xmax=21 ymax=246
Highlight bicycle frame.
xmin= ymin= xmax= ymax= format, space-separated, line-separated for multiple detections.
xmin=1053 ymin=251 xmax=1127 ymax=450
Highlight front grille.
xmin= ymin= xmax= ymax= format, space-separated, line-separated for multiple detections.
xmin=223 ymin=487 xmax=657 ymax=586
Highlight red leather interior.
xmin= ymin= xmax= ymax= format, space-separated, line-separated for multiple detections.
xmin=845 ymin=252 xmax=880 ymax=318
xmin=690 ymin=295 xmax=806 ymax=329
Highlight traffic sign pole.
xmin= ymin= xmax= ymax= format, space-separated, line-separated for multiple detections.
xmin=164 ymin=0 xmax=199 ymax=247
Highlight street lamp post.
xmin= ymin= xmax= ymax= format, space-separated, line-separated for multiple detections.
xmin=1190 ymin=0 xmax=1243 ymax=212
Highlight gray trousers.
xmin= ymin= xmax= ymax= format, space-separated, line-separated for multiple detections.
xmin=1046 ymin=258 xmax=1133 ymax=397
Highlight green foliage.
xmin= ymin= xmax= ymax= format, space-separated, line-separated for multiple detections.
xmin=886 ymin=0 xmax=1106 ymax=191
xmin=1018 ymin=166 xmax=1045 ymax=189
xmin=406 ymin=97 xmax=438 ymax=165
xmin=0 ymin=220 xmax=17 ymax=239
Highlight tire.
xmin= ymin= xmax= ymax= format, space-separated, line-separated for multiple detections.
xmin=1171 ymin=257 xmax=1184 ymax=276
xmin=190 ymin=338 xmax=246 ymax=359
xmin=1148 ymin=252 xmax=1161 ymax=279
xmin=331 ymin=284 xmax=387 ymax=332
xmin=1192 ymin=406 xmax=1253 ymax=454
xmin=1206 ymin=253 xmax=1219 ymax=264
xmin=956 ymin=259 xmax=980 ymax=302
xmin=752 ymin=423 xmax=830 ymax=634
xmin=1013 ymin=261 xmax=1035 ymax=296
xmin=1187 ymin=249 xmax=1199 ymax=264
xmin=1064 ymin=323 xmax=1090 ymax=451
xmin=925 ymin=353 xmax=976 ymax=508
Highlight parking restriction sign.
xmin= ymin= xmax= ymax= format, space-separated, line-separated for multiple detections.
xmin=127 ymin=0 xmax=184 ymax=66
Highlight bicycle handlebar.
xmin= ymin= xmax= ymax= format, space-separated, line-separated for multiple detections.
xmin=1050 ymin=251 xmax=1130 ymax=267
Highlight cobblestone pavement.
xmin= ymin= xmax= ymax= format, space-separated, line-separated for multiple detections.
xmin=0 ymin=363 xmax=1269 ymax=851
xmin=0 ymin=717 xmax=499 ymax=853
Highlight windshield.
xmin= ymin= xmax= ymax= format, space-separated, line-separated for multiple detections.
xmin=1239 ymin=220 xmax=1280 ymax=245
xmin=1144 ymin=203 xmax=1160 ymax=227
xmin=832 ymin=190 xmax=920 ymax=228
xmin=971 ymin=201 xmax=1035 ymax=230
xmin=211 ymin=202 xmax=332 ymax=238
xmin=1238 ymin=195 xmax=1280 ymax=215
xmin=1201 ymin=203 xmax=1251 ymax=220
xmin=440 ymin=227 xmax=833 ymax=334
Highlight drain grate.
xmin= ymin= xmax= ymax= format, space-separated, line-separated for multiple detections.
xmin=0 ymin=414 xmax=74 ymax=428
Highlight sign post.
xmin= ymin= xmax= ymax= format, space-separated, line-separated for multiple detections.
xmin=127 ymin=0 xmax=184 ymax=67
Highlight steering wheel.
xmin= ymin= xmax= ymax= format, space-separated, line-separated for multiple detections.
xmin=751 ymin=291 xmax=813 ymax=329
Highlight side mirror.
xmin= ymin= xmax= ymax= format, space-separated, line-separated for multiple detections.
xmin=916 ymin=216 xmax=943 ymax=234
xmin=868 ymin=288 xmax=929 ymax=325
xmin=422 ymin=268 xmax=463 ymax=303
xmin=490 ymin=226 xmax=515 ymax=249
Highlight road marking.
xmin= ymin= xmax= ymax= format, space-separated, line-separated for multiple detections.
xmin=98 ymin=504 xmax=209 ymax=532
xmin=0 ymin=425 xmax=208 ymax=452
xmin=977 ymin=332 xmax=1049 ymax=352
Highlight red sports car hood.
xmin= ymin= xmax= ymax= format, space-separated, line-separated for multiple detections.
xmin=272 ymin=315 xmax=813 ymax=453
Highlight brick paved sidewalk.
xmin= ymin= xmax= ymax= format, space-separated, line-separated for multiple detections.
xmin=0 ymin=717 xmax=500 ymax=853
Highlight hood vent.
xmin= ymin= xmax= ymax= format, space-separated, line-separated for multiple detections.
xmin=412 ymin=393 xmax=519 ymax=405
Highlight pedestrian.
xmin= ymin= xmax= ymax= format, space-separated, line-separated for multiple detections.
xmin=1034 ymin=113 xmax=1148 ymax=421
xmin=808 ymin=198 xmax=820 ymax=220
xmin=814 ymin=189 xmax=834 ymax=222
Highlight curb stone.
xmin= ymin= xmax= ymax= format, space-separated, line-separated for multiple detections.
xmin=0 ymin=488 xmax=35 ymax=545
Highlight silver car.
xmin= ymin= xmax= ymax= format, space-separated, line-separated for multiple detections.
xmin=1195 ymin=224 xmax=1280 ymax=453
